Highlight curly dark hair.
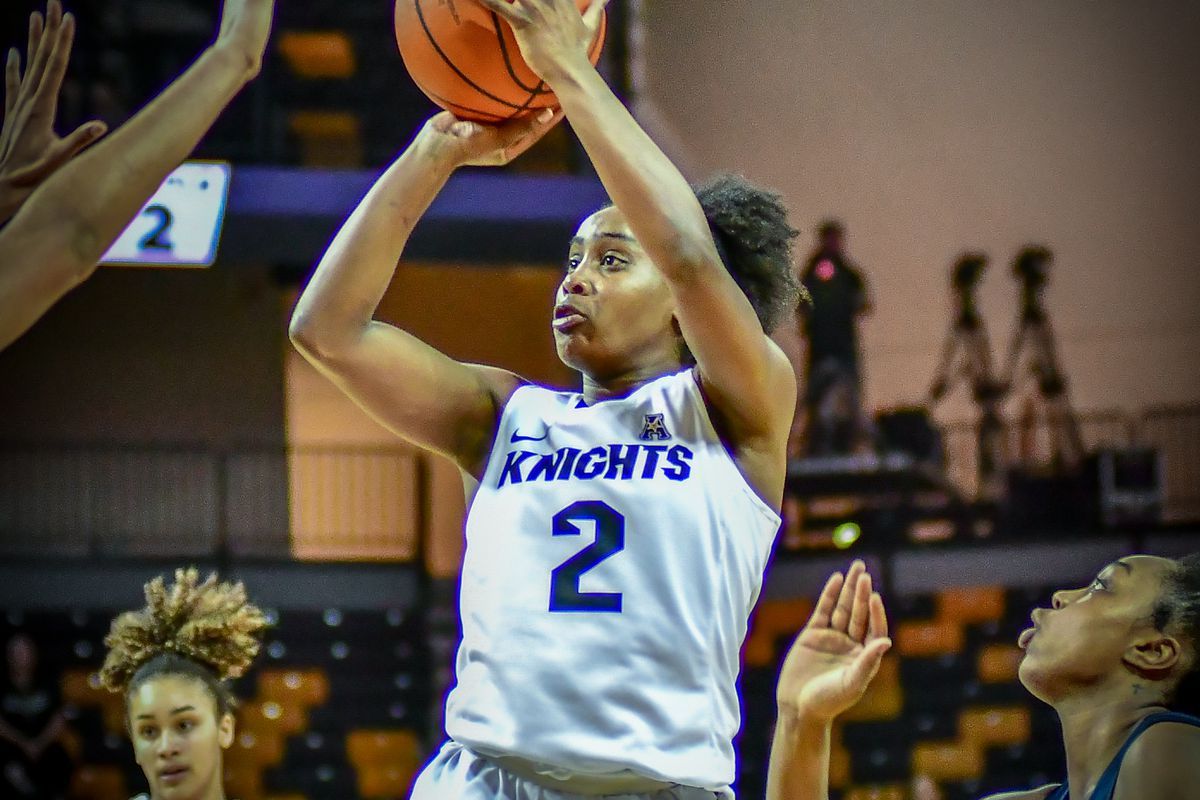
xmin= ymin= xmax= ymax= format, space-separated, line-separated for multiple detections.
xmin=695 ymin=174 xmax=809 ymax=335
xmin=1151 ymin=553 xmax=1200 ymax=714
xmin=101 ymin=568 xmax=267 ymax=719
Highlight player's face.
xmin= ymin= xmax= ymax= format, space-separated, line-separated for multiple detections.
xmin=128 ymin=675 xmax=233 ymax=800
xmin=553 ymin=207 xmax=678 ymax=376
xmin=1017 ymin=555 xmax=1176 ymax=702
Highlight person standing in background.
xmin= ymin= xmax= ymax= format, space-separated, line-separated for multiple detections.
xmin=798 ymin=220 xmax=872 ymax=456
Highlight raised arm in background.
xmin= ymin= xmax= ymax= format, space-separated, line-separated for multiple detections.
xmin=288 ymin=110 xmax=563 ymax=477
xmin=0 ymin=0 xmax=275 ymax=352
xmin=767 ymin=561 xmax=892 ymax=800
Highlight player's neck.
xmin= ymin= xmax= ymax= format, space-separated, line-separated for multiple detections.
xmin=1054 ymin=684 xmax=1168 ymax=799
xmin=580 ymin=361 xmax=684 ymax=405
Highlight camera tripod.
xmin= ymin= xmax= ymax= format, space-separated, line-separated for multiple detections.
xmin=928 ymin=254 xmax=1006 ymax=499
xmin=1001 ymin=246 xmax=1083 ymax=473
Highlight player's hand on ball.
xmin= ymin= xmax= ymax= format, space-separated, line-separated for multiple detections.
xmin=776 ymin=560 xmax=892 ymax=723
xmin=421 ymin=109 xmax=563 ymax=168
xmin=214 ymin=0 xmax=276 ymax=79
xmin=478 ymin=0 xmax=609 ymax=83
xmin=0 ymin=1 xmax=107 ymax=222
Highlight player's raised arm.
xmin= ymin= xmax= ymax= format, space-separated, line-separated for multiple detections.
xmin=766 ymin=562 xmax=892 ymax=800
xmin=480 ymin=0 xmax=799 ymax=469
xmin=0 ymin=0 xmax=275 ymax=352
xmin=288 ymin=111 xmax=562 ymax=475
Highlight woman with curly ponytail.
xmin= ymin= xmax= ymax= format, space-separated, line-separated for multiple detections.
xmin=292 ymin=2 xmax=810 ymax=795
xmin=100 ymin=569 xmax=267 ymax=800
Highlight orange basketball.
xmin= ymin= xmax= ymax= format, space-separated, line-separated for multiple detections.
xmin=394 ymin=0 xmax=607 ymax=122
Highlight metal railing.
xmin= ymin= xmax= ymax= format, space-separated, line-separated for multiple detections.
xmin=942 ymin=404 xmax=1200 ymax=520
xmin=1 ymin=404 xmax=1196 ymax=559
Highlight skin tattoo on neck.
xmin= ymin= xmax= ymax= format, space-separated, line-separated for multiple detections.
xmin=1132 ymin=684 xmax=1144 ymax=695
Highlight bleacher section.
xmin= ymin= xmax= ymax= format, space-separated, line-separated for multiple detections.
xmin=3 ymin=580 xmax=1081 ymax=800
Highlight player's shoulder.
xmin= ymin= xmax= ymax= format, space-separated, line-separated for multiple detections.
xmin=979 ymin=785 xmax=1059 ymax=800
xmin=1115 ymin=718 xmax=1200 ymax=798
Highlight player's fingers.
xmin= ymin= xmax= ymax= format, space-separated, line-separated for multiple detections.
xmin=847 ymin=637 xmax=892 ymax=689
xmin=868 ymin=591 xmax=889 ymax=641
xmin=27 ymin=12 xmax=44 ymax=75
xmin=34 ymin=12 xmax=73 ymax=113
xmin=810 ymin=571 xmax=844 ymax=628
xmin=46 ymin=0 xmax=63 ymax=31
xmin=848 ymin=571 xmax=872 ymax=643
xmin=477 ymin=0 xmax=527 ymax=25
xmin=57 ymin=118 xmax=107 ymax=157
xmin=4 ymin=49 xmax=19 ymax=118
xmin=500 ymin=109 xmax=560 ymax=162
xmin=583 ymin=0 xmax=612 ymax=29
xmin=831 ymin=560 xmax=864 ymax=632
xmin=24 ymin=8 xmax=59 ymax=98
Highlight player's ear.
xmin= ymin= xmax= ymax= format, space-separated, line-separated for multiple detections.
xmin=1124 ymin=632 xmax=1182 ymax=675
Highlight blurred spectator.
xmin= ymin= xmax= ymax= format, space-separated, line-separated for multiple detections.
xmin=798 ymin=220 xmax=872 ymax=456
xmin=0 ymin=634 xmax=71 ymax=800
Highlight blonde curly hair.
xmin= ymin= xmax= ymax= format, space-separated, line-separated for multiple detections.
xmin=100 ymin=568 xmax=267 ymax=712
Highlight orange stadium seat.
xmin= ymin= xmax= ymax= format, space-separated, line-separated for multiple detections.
xmin=744 ymin=598 xmax=814 ymax=667
xmin=224 ymin=761 xmax=264 ymax=800
xmin=227 ymin=725 xmax=285 ymax=768
xmin=911 ymin=741 xmax=985 ymax=782
xmin=845 ymin=785 xmax=906 ymax=800
xmin=841 ymin=655 xmax=903 ymax=722
xmin=960 ymin=706 xmax=1031 ymax=747
xmin=242 ymin=699 xmax=307 ymax=737
xmin=69 ymin=764 xmax=126 ymax=800
xmin=346 ymin=729 xmax=423 ymax=770
xmin=936 ymin=586 xmax=1005 ymax=624
xmin=978 ymin=643 xmax=1024 ymax=683
xmin=257 ymin=668 xmax=330 ymax=708
xmin=277 ymin=31 xmax=357 ymax=79
xmin=896 ymin=620 xmax=965 ymax=657
xmin=357 ymin=765 xmax=419 ymax=800
xmin=61 ymin=669 xmax=107 ymax=707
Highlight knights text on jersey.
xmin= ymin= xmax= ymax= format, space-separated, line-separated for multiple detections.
xmin=444 ymin=368 xmax=781 ymax=790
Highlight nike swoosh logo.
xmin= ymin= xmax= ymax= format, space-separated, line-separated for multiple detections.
xmin=510 ymin=429 xmax=549 ymax=443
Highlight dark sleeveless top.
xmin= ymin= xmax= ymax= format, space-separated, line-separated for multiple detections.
xmin=1044 ymin=711 xmax=1200 ymax=800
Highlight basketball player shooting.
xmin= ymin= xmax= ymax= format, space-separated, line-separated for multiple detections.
xmin=290 ymin=0 xmax=804 ymax=796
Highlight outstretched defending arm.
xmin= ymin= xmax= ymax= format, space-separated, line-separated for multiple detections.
xmin=767 ymin=561 xmax=892 ymax=800
xmin=0 ymin=0 xmax=275 ymax=352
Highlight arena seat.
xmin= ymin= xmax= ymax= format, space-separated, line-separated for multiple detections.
xmin=257 ymin=668 xmax=330 ymax=708
xmin=896 ymin=620 xmax=965 ymax=657
xmin=69 ymin=763 xmax=126 ymax=800
xmin=744 ymin=598 xmax=813 ymax=667
xmin=841 ymin=656 xmax=903 ymax=722
xmin=911 ymin=740 xmax=985 ymax=782
xmin=936 ymin=586 xmax=1005 ymax=625
xmin=961 ymin=707 xmax=1031 ymax=748
xmin=977 ymin=642 xmax=1024 ymax=683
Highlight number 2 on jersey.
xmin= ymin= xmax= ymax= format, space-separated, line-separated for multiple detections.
xmin=549 ymin=500 xmax=625 ymax=613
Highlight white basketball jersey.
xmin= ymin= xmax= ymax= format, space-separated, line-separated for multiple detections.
xmin=444 ymin=368 xmax=780 ymax=790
